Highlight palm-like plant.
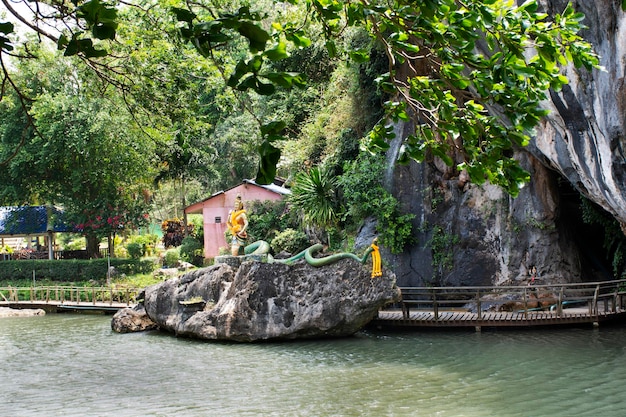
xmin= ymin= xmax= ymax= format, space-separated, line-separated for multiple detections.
xmin=289 ymin=166 xmax=339 ymax=235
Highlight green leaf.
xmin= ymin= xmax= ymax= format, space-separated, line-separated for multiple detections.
xmin=228 ymin=60 xmax=250 ymax=87
xmin=431 ymin=145 xmax=454 ymax=166
xmin=349 ymin=50 xmax=369 ymax=63
xmin=256 ymin=140 xmax=282 ymax=184
xmin=0 ymin=35 xmax=12 ymax=52
xmin=325 ymin=40 xmax=337 ymax=58
xmin=518 ymin=0 xmax=538 ymax=13
xmin=78 ymin=0 xmax=118 ymax=40
xmin=264 ymin=72 xmax=306 ymax=89
xmin=0 ymin=21 xmax=14 ymax=35
xmin=264 ymin=41 xmax=288 ymax=61
xmin=238 ymin=21 xmax=270 ymax=53
xmin=256 ymin=80 xmax=276 ymax=95
xmin=172 ymin=7 xmax=196 ymax=23
xmin=261 ymin=121 xmax=287 ymax=136
xmin=93 ymin=24 xmax=116 ymax=40
xmin=248 ymin=55 xmax=263 ymax=73
xmin=286 ymin=32 xmax=311 ymax=48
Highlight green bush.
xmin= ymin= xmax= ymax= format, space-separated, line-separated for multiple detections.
xmin=271 ymin=228 xmax=310 ymax=254
xmin=126 ymin=242 xmax=143 ymax=259
xmin=0 ymin=259 xmax=156 ymax=283
xmin=179 ymin=236 xmax=203 ymax=266
xmin=339 ymin=153 xmax=415 ymax=254
xmin=163 ymin=249 xmax=179 ymax=268
xmin=247 ymin=200 xmax=300 ymax=243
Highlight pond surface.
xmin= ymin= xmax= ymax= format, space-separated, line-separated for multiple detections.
xmin=1 ymin=314 xmax=626 ymax=416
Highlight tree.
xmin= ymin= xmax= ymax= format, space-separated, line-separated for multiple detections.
xmin=0 ymin=46 xmax=155 ymax=257
xmin=1 ymin=0 xmax=602 ymax=195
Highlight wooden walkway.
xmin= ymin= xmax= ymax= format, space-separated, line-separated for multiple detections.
xmin=0 ymin=300 xmax=134 ymax=313
xmin=0 ymin=286 xmax=139 ymax=314
xmin=372 ymin=279 xmax=626 ymax=330
xmin=372 ymin=308 xmax=626 ymax=330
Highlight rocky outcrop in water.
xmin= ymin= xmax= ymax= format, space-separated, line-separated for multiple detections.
xmin=112 ymin=259 xmax=400 ymax=342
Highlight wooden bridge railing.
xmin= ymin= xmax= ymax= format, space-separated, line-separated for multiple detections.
xmin=0 ymin=285 xmax=141 ymax=306
xmin=398 ymin=279 xmax=626 ymax=320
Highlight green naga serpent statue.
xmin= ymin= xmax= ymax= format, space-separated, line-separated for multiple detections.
xmin=242 ymin=239 xmax=383 ymax=278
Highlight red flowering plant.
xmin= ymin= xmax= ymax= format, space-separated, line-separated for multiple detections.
xmin=74 ymin=203 xmax=150 ymax=238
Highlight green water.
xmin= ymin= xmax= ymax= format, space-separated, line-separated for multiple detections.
xmin=1 ymin=314 xmax=626 ymax=416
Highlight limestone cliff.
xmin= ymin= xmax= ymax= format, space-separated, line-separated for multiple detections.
xmin=378 ymin=1 xmax=625 ymax=287
xmin=534 ymin=0 xmax=626 ymax=225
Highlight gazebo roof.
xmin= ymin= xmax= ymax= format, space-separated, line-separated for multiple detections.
xmin=0 ymin=206 xmax=73 ymax=236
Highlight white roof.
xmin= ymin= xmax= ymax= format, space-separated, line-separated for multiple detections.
xmin=243 ymin=179 xmax=291 ymax=195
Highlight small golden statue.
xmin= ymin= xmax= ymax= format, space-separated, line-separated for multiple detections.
xmin=226 ymin=195 xmax=249 ymax=256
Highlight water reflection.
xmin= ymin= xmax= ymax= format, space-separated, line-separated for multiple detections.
xmin=1 ymin=315 xmax=626 ymax=416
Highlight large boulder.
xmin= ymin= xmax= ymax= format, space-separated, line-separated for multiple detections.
xmin=110 ymin=304 xmax=158 ymax=333
xmin=112 ymin=259 xmax=400 ymax=342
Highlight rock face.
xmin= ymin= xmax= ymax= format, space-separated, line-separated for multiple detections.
xmin=377 ymin=1 xmax=626 ymax=287
xmin=534 ymin=0 xmax=626 ymax=225
xmin=112 ymin=259 xmax=400 ymax=342
xmin=384 ymin=152 xmax=585 ymax=287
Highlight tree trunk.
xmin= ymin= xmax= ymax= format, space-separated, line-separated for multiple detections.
xmin=86 ymin=233 xmax=100 ymax=258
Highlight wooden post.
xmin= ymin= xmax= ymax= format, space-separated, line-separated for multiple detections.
xmin=592 ymin=285 xmax=599 ymax=316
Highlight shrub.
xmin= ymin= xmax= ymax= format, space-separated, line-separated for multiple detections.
xmin=163 ymin=248 xmax=180 ymax=268
xmin=161 ymin=219 xmax=193 ymax=248
xmin=271 ymin=228 xmax=310 ymax=254
xmin=180 ymin=236 xmax=203 ymax=266
xmin=0 ymin=259 xmax=156 ymax=283
xmin=246 ymin=200 xmax=299 ymax=243
xmin=126 ymin=242 xmax=143 ymax=259
xmin=339 ymin=153 xmax=415 ymax=254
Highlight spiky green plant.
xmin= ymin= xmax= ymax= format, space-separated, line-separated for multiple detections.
xmin=289 ymin=166 xmax=339 ymax=231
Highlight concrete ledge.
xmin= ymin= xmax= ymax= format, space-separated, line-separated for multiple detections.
xmin=215 ymin=254 xmax=268 ymax=268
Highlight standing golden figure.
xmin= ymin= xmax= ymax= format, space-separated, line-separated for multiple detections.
xmin=226 ymin=195 xmax=249 ymax=256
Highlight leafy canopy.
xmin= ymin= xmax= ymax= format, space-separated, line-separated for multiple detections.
xmin=0 ymin=0 xmax=602 ymax=196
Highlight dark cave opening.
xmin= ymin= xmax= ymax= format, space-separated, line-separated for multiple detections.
xmin=556 ymin=177 xmax=617 ymax=282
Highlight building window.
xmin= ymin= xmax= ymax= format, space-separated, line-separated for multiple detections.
xmin=215 ymin=216 xmax=221 ymax=224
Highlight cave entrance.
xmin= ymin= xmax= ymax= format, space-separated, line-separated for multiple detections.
xmin=556 ymin=177 xmax=621 ymax=282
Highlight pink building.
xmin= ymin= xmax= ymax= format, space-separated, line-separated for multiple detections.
xmin=184 ymin=179 xmax=290 ymax=259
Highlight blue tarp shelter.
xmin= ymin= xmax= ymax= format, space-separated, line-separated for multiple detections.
xmin=0 ymin=206 xmax=73 ymax=259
